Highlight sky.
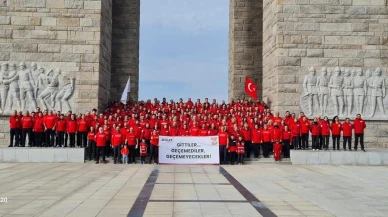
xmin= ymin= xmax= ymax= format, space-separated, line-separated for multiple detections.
xmin=139 ymin=0 xmax=229 ymax=102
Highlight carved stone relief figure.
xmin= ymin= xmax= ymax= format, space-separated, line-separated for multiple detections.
xmin=343 ymin=69 xmax=354 ymax=116
xmin=54 ymin=74 xmax=75 ymax=111
xmin=4 ymin=63 xmax=21 ymax=112
xmin=39 ymin=68 xmax=60 ymax=110
xmin=353 ymin=68 xmax=367 ymax=115
xmin=30 ymin=62 xmax=40 ymax=99
xmin=316 ymin=67 xmax=329 ymax=115
xmin=18 ymin=62 xmax=37 ymax=111
xmin=329 ymin=67 xmax=345 ymax=116
xmin=370 ymin=68 xmax=386 ymax=117
xmin=0 ymin=63 xmax=9 ymax=113
xmin=303 ymin=67 xmax=319 ymax=116
xmin=365 ymin=70 xmax=373 ymax=114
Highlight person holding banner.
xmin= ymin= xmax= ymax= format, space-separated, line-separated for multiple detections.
xmin=228 ymin=134 xmax=237 ymax=165
xmin=125 ymin=127 xmax=138 ymax=164
xmin=149 ymin=129 xmax=159 ymax=164
xmin=237 ymin=135 xmax=245 ymax=165
xmin=218 ymin=127 xmax=228 ymax=164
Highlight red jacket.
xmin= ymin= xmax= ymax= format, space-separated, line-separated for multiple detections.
xmin=273 ymin=142 xmax=282 ymax=153
xmin=111 ymin=132 xmax=123 ymax=146
xmin=290 ymin=122 xmax=301 ymax=138
xmin=261 ymin=130 xmax=272 ymax=143
xmin=353 ymin=118 xmax=366 ymax=134
xmin=272 ymin=127 xmax=283 ymax=142
xmin=21 ymin=116 xmax=33 ymax=129
xmin=331 ymin=122 xmax=342 ymax=135
xmin=9 ymin=115 xmax=21 ymax=129
xmin=198 ymin=129 xmax=208 ymax=136
xmin=179 ymin=129 xmax=189 ymax=136
xmin=140 ymin=142 xmax=148 ymax=156
xmin=150 ymin=134 xmax=159 ymax=146
xmin=241 ymin=128 xmax=251 ymax=141
xmin=95 ymin=132 xmax=106 ymax=147
xmin=141 ymin=128 xmax=151 ymax=140
xmin=310 ymin=123 xmax=321 ymax=136
xmin=44 ymin=115 xmax=57 ymax=129
xmin=56 ymin=120 xmax=66 ymax=132
xmin=169 ymin=127 xmax=180 ymax=136
xmin=320 ymin=121 xmax=330 ymax=136
xmin=126 ymin=132 xmax=137 ymax=146
xmin=301 ymin=121 xmax=310 ymax=134
xmin=77 ymin=119 xmax=88 ymax=132
xmin=251 ymin=129 xmax=261 ymax=144
xmin=237 ymin=141 xmax=245 ymax=154
xmin=87 ymin=132 xmax=95 ymax=140
xmin=283 ymin=131 xmax=291 ymax=140
xmin=342 ymin=122 xmax=353 ymax=137
xmin=121 ymin=147 xmax=129 ymax=155
xmin=66 ymin=120 xmax=77 ymax=133
xmin=33 ymin=117 xmax=45 ymax=133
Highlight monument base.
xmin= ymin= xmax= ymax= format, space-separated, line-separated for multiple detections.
xmin=0 ymin=147 xmax=85 ymax=163
xmin=290 ymin=149 xmax=388 ymax=166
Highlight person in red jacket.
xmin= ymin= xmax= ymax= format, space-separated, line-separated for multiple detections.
xmin=56 ymin=114 xmax=67 ymax=147
xmin=139 ymin=138 xmax=148 ymax=164
xmin=121 ymin=145 xmax=129 ymax=164
xmin=189 ymin=122 xmax=199 ymax=136
xmin=111 ymin=127 xmax=123 ymax=164
xmin=169 ymin=122 xmax=180 ymax=136
xmin=320 ymin=116 xmax=330 ymax=150
xmin=44 ymin=111 xmax=57 ymax=147
xmin=179 ymin=124 xmax=189 ymax=136
xmin=273 ymin=140 xmax=282 ymax=161
xmin=227 ymin=134 xmax=237 ymax=165
xmin=141 ymin=123 xmax=152 ymax=154
xmin=300 ymin=116 xmax=310 ymax=150
xmin=149 ymin=129 xmax=159 ymax=164
xmin=95 ymin=127 xmax=107 ymax=164
xmin=66 ymin=114 xmax=77 ymax=148
xmin=241 ymin=123 xmax=252 ymax=158
xmin=310 ymin=118 xmax=321 ymax=150
xmin=9 ymin=110 xmax=21 ymax=147
xmin=353 ymin=114 xmax=366 ymax=151
xmin=198 ymin=124 xmax=208 ymax=136
xmin=77 ymin=114 xmax=88 ymax=147
xmin=33 ymin=112 xmax=45 ymax=147
xmin=282 ymin=125 xmax=291 ymax=158
xmin=261 ymin=124 xmax=272 ymax=158
xmin=290 ymin=118 xmax=301 ymax=150
xmin=21 ymin=111 xmax=33 ymax=147
xmin=251 ymin=124 xmax=262 ymax=159
xmin=103 ymin=125 xmax=111 ymax=158
xmin=125 ymin=127 xmax=138 ymax=164
xmin=87 ymin=127 xmax=96 ymax=161
xmin=236 ymin=135 xmax=245 ymax=165
xmin=331 ymin=116 xmax=342 ymax=150
xmin=218 ymin=127 xmax=228 ymax=164
xmin=342 ymin=118 xmax=353 ymax=151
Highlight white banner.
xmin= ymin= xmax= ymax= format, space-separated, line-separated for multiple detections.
xmin=159 ymin=136 xmax=220 ymax=165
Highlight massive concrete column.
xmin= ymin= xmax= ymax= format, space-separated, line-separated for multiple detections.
xmin=228 ymin=0 xmax=263 ymax=101
xmin=111 ymin=0 xmax=140 ymax=101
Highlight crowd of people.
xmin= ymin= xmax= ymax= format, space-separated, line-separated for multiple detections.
xmin=8 ymin=97 xmax=367 ymax=164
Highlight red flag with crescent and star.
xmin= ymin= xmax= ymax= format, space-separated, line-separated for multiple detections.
xmin=245 ymin=77 xmax=258 ymax=100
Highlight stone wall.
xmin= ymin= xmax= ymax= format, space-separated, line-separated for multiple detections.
xmin=0 ymin=0 xmax=111 ymax=114
xmin=228 ymin=0 xmax=263 ymax=100
xmin=111 ymin=0 xmax=140 ymax=101
xmin=262 ymin=0 xmax=388 ymax=115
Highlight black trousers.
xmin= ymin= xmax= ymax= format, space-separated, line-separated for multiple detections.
xmin=332 ymin=135 xmax=340 ymax=150
xmin=219 ymin=145 xmax=227 ymax=163
xmin=35 ymin=132 xmax=44 ymax=147
xmin=283 ymin=140 xmax=290 ymax=158
xmin=237 ymin=154 xmax=244 ymax=164
xmin=69 ymin=133 xmax=76 ymax=147
xmin=252 ymin=143 xmax=261 ymax=158
xmin=96 ymin=146 xmax=105 ymax=162
xmin=149 ymin=145 xmax=158 ymax=163
xmin=262 ymin=142 xmax=271 ymax=158
xmin=322 ymin=135 xmax=329 ymax=150
xmin=105 ymin=141 xmax=111 ymax=157
xmin=301 ymin=133 xmax=309 ymax=149
xmin=10 ymin=128 xmax=20 ymax=147
xmin=244 ymin=140 xmax=252 ymax=158
xmin=292 ymin=136 xmax=300 ymax=150
xmin=355 ymin=133 xmax=364 ymax=150
xmin=77 ymin=132 xmax=87 ymax=147
xmin=45 ymin=129 xmax=55 ymax=147
xmin=312 ymin=135 xmax=319 ymax=150
xmin=64 ymin=133 xmax=68 ymax=147
xmin=112 ymin=145 xmax=121 ymax=163
xmin=57 ymin=132 xmax=65 ymax=147
xmin=319 ymin=135 xmax=323 ymax=149
xmin=21 ymin=128 xmax=32 ymax=147
xmin=129 ymin=145 xmax=136 ymax=163
xmin=230 ymin=152 xmax=237 ymax=164
xmin=343 ymin=136 xmax=352 ymax=150
xmin=87 ymin=140 xmax=96 ymax=160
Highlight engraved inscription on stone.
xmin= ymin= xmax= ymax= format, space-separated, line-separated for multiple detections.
xmin=300 ymin=67 xmax=387 ymax=119
xmin=0 ymin=62 xmax=76 ymax=115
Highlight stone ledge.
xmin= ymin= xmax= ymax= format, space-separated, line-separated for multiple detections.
xmin=291 ymin=149 xmax=388 ymax=165
xmin=0 ymin=147 xmax=84 ymax=163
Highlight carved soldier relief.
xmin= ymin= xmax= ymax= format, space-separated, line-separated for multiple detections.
xmin=300 ymin=67 xmax=387 ymax=119
xmin=0 ymin=62 xmax=76 ymax=115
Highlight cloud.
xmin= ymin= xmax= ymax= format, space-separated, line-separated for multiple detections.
xmin=141 ymin=0 xmax=229 ymax=33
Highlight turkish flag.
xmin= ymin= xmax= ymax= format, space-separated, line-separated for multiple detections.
xmin=245 ymin=77 xmax=258 ymax=100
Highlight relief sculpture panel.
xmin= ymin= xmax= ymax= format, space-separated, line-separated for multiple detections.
xmin=300 ymin=67 xmax=387 ymax=119
xmin=0 ymin=62 xmax=76 ymax=114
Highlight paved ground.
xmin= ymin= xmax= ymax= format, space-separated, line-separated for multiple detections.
xmin=0 ymin=163 xmax=387 ymax=217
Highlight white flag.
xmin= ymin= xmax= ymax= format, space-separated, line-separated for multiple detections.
xmin=121 ymin=78 xmax=130 ymax=103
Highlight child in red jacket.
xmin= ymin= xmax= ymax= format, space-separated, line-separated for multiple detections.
xmin=121 ymin=145 xmax=129 ymax=164
xmin=236 ymin=136 xmax=245 ymax=165
xmin=140 ymin=138 xmax=148 ymax=164
xmin=273 ymin=140 xmax=282 ymax=162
